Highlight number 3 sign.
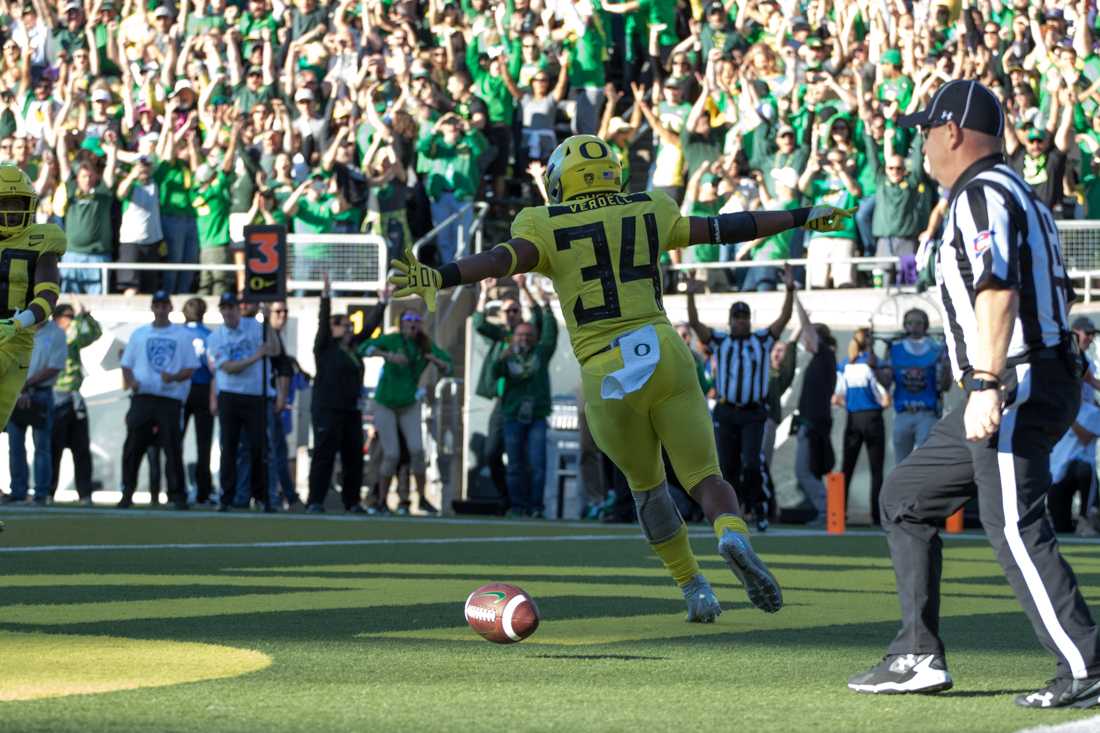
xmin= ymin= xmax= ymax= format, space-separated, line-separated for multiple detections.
xmin=243 ymin=225 xmax=287 ymax=303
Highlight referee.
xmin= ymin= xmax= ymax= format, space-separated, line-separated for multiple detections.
xmin=686 ymin=266 xmax=795 ymax=532
xmin=848 ymin=80 xmax=1100 ymax=708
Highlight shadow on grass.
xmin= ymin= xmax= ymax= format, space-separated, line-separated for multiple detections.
xmin=0 ymin=595 xmax=693 ymax=644
xmin=529 ymin=654 xmax=669 ymax=661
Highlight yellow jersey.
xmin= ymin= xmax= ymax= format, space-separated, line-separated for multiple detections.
xmin=511 ymin=190 xmax=691 ymax=363
xmin=0 ymin=222 xmax=66 ymax=350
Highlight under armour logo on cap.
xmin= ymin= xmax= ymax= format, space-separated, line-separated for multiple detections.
xmin=897 ymin=80 xmax=1004 ymax=137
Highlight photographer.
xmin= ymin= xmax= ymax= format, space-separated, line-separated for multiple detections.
xmin=283 ymin=172 xmax=351 ymax=286
xmin=834 ymin=328 xmax=890 ymax=525
xmin=492 ymin=287 xmax=557 ymax=518
xmin=50 ymin=302 xmax=102 ymax=504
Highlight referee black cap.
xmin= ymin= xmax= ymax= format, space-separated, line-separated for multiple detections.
xmin=897 ymin=79 xmax=1004 ymax=137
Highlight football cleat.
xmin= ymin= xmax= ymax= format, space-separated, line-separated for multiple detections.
xmin=718 ymin=528 xmax=783 ymax=613
xmin=681 ymin=574 xmax=722 ymax=623
xmin=848 ymin=654 xmax=953 ymax=694
xmin=1015 ymin=677 xmax=1100 ymax=708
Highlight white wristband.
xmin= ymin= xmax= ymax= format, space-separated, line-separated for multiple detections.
xmin=14 ymin=309 xmax=37 ymax=330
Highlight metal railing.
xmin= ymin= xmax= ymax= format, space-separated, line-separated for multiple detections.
xmin=411 ymin=202 xmax=490 ymax=263
xmin=668 ymin=256 xmax=904 ymax=291
xmin=1070 ymin=270 xmax=1100 ymax=303
xmin=58 ymin=233 xmax=390 ymax=294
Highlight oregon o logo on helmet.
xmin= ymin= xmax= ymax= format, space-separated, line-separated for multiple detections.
xmin=578 ymin=140 xmax=607 ymax=159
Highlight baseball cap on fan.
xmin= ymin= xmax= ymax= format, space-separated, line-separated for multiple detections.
xmin=1071 ymin=315 xmax=1097 ymax=334
xmin=896 ymin=79 xmax=1004 ymax=137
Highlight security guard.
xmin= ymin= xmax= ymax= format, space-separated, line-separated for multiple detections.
xmin=848 ymin=80 xmax=1100 ymax=709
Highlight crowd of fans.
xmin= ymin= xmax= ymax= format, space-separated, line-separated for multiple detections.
xmin=3 ymin=0 xmax=1100 ymax=294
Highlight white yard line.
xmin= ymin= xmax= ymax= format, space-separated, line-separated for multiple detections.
xmin=1015 ymin=714 xmax=1100 ymax=733
xmin=0 ymin=533 xmax=669 ymax=554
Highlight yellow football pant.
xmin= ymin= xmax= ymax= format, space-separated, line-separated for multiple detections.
xmin=581 ymin=322 xmax=721 ymax=493
xmin=0 ymin=343 xmax=31 ymax=429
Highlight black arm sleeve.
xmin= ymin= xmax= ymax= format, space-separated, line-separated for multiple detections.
xmin=709 ymin=212 xmax=758 ymax=243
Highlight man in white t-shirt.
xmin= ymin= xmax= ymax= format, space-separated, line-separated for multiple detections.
xmin=118 ymin=291 xmax=199 ymax=509
xmin=116 ymin=156 xmax=164 ymax=295
xmin=207 ymin=291 xmax=278 ymax=512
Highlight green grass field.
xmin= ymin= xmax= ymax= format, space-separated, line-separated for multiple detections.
xmin=2 ymin=509 xmax=1099 ymax=733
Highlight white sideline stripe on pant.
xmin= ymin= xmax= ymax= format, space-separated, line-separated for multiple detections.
xmin=999 ymin=365 xmax=1088 ymax=680
xmin=1016 ymin=715 xmax=1100 ymax=733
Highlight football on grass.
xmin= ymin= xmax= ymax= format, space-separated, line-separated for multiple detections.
xmin=464 ymin=583 xmax=540 ymax=644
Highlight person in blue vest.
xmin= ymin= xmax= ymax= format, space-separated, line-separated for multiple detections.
xmin=879 ymin=308 xmax=951 ymax=464
xmin=834 ymin=328 xmax=891 ymax=525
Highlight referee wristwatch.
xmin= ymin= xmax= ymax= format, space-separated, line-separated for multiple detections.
xmin=960 ymin=371 xmax=1001 ymax=393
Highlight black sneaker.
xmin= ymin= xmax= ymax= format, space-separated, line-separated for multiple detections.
xmin=418 ymin=499 xmax=439 ymax=515
xmin=1015 ymin=677 xmax=1100 ymax=708
xmin=848 ymin=654 xmax=953 ymax=694
xmin=305 ymin=504 xmax=325 ymax=514
xmin=346 ymin=504 xmax=366 ymax=514
xmin=117 ymin=497 xmax=133 ymax=509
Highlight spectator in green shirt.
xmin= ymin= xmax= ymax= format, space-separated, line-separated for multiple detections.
xmin=282 ymin=172 xmax=350 ymax=286
xmin=798 ymin=146 xmax=861 ymax=289
xmin=193 ymin=162 xmax=235 ymax=296
xmin=359 ymin=311 xmax=452 ymax=515
xmin=416 ymin=113 xmax=485 ymax=264
xmin=56 ymin=134 xmax=118 ymax=294
xmin=155 ymin=96 xmax=201 ymax=294
xmin=493 ymin=291 xmax=557 ymax=518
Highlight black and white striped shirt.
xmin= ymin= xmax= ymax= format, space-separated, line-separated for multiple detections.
xmin=936 ymin=154 xmax=1072 ymax=380
xmin=709 ymin=328 xmax=775 ymax=406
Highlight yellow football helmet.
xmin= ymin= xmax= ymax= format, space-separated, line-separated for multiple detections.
xmin=0 ymin=164 xmax=37 ymax=238
xmin=544 ymin=134 xmax=623 ymax=204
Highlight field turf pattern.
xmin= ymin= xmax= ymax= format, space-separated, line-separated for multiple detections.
xmin=2 ymin=510 xmax=1099 ymax=733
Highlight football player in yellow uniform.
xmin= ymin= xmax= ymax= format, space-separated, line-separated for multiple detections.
xmin=392 ymin=135 xmax=852 ymax=621
xmin=0 ymin=164 xmax=66 ymax=429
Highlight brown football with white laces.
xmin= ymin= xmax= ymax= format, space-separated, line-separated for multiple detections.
xmin=464 ymin=583 xmax=540 ymax=644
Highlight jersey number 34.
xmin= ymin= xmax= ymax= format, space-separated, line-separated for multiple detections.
xmin=553 ymin=212 xmax=662 ymax=325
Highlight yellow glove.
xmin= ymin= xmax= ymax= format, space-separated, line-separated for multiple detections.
xmin=0 ymin=319 xmax=20 ymax=346
xmin=389 ymin=246 xmax=443 ymax=312
xmin=804 ymin=206 xmax=857 ymax=233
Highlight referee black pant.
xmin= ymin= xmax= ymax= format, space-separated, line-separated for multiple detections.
xmin=121 ymin=394 xmax=186 ymax=506
xmin=882 ymin=358 xmax=1100 ymax=679
xmin=713 ymin=402 xmax=769 ymax=514
xmin=842 ymin=409 xmax=886 ymax=525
